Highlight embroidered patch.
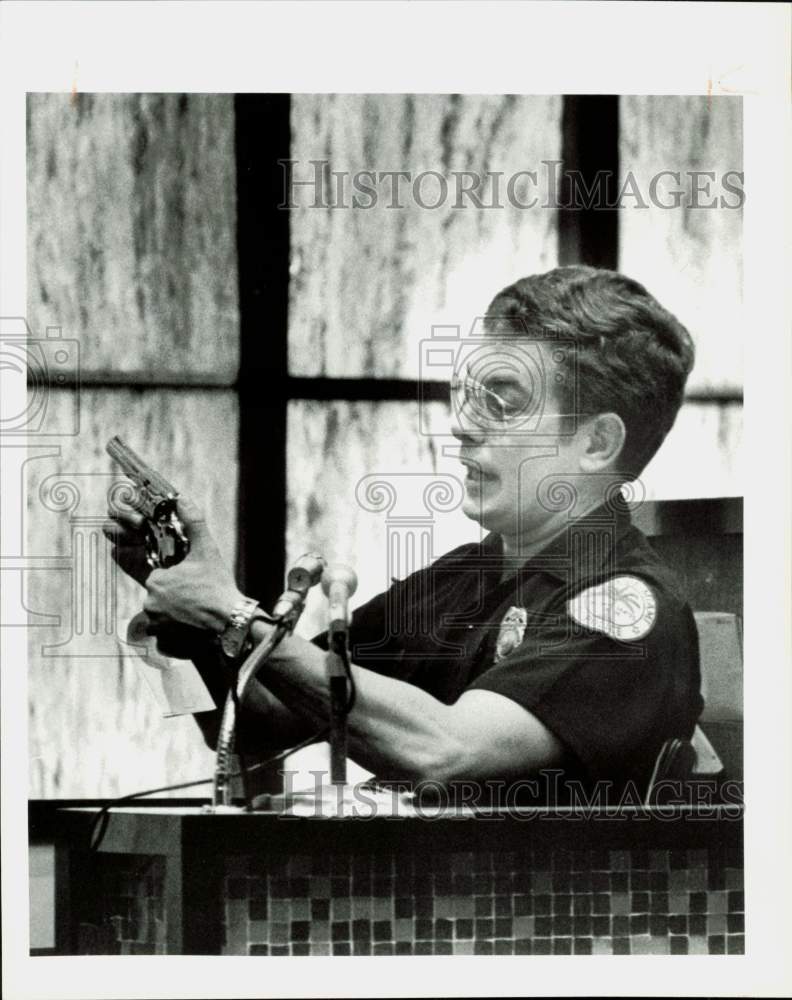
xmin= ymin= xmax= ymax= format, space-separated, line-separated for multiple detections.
xmin=566 ymin=575 xmax=658 ymax=642
xmin=494 ymin=606 xmax=529 ymax=663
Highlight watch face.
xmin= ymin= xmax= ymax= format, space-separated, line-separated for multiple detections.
xmin=567 ymin=574 xmax=658 ymax=642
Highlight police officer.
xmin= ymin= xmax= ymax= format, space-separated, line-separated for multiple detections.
xmin=105 ymin=266 xmax=703 ymax=804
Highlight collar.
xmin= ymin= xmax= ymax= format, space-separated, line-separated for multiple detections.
xmin=484 ymin=502 xmax=635 ymax=587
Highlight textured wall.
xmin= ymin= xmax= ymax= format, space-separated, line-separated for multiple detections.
xmin=25 ymin=94 xmax=239 ymax=797
xmin=287 ymin=399 xmax=479 ymax=641
xmin=289 ymin=94 xmax=562 ymax=379
xmin=619 ymin=96 xmax=743 ymax=395
xmin=27 ymin=93 xmax=239 ymax=381
xmin=25 ymin=390 xmax=237 ymax=798
xmin=619 ymin=96 xmax=743 ymax=499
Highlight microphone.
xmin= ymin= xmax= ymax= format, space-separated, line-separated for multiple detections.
xmin=322 ymin=565 xmax=358 ymax=786
xmin=321 ymin=564 xmax=358 ymax=636
xmin=271 ymin=552 xmax=327 ymax=622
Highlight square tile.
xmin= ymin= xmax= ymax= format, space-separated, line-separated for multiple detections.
xmin=513 ymin=896 xmax=532 ymax=917
xmin=269 ymin=900 xmax=289 ymax=922
xmin=311 ymin=921 xmax=330 ymax=942
xmin=709 ymin=891 xmax=728 ymax=915
xmin=312 ymin=899 xmax=330 ymax=921
xmin=513 ymin=916 xmax=534 ymax=938
xmin=373 ymin=920 xmax=392 ymax=942
xmin=331 ymin=921 xmax=350 ymax=942
xmin=453 ymin=940 xmax=474 ymax=955
xmin=248 ymin=920 xmax=268 ymax=943
xmin=269 ymin=922 xmax=289 ymax=945
xmin=351 ymin=897 xmax=372 ymax=919
xmin=312 ymin=878 xmax=331 ymax=899
xmin=707 ymin=914 xmax=727 ymax=936
xmin=688 ymin=936 xmax=708 ymax=955
xmin=532 ymin=872 xmax=553 ymax=893
xmin=352 ymin=919 xmax=372 ymax=942
xmin=593 ymin=938 xmax=613 ymax=955
xmin=291 ymin=899 xmax=310 ymax=921
xmin=610 ymin=893 xmax=629 ymax=915
xmin=394 ymin=919 xmax=413 ymax=942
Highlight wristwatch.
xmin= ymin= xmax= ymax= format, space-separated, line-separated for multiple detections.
xmin=219 ymin=596 xmax=261 ymax=660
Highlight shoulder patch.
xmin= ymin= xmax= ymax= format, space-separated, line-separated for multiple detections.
xmin=566 ymin=575 xmax=658 ymax=642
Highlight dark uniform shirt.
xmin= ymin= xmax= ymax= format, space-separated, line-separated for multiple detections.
xmin=331 ymin=502 xmax=703 ymax=804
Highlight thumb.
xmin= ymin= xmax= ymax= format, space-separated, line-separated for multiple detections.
xmin=174 ymin=495 xmax=211 ymax=549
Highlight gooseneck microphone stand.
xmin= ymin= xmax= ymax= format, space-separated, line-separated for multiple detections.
xmin=210 ymin=553 xmax=326 ymax=811
xmin=321 ymin=566 xmax=359 ymax=787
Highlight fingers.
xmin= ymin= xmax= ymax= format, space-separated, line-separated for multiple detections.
xmin=109 ymin=539 xmax=151 ymax=586
xmin=109 ymin=503 xmax=146 ymax=528
xmin=102 ymin=518 xmax=142 ymax=545
xmin=174 ymin=495 xmax=211 ymax=546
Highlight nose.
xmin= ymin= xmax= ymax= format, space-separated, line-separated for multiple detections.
xmin=450 ymin=418 xmax=486 ymax=446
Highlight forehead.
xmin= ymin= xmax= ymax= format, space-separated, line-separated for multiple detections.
xmin=461 ymin=336 xmax=557 ymax=390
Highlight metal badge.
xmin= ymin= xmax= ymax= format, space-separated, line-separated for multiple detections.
xmin=494 ymin=606 xmax=529 ymax=664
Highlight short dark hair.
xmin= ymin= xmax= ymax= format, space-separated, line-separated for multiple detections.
xmin=484 ymin=266 xmax=695 ymax=476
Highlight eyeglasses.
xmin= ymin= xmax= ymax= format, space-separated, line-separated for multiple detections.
xmin=449 ymin=371 xmax=584 ymax=429
xmin=450 ymin=371 xmax=528 ymax=425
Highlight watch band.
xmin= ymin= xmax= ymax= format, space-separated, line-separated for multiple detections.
xmin=220 ymin=596 xmax=261 ymax=660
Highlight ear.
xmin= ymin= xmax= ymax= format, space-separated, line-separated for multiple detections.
xmin=578 ymin=412 xmax=626 ymax=471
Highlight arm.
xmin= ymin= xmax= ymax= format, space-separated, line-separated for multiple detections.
xmin=245 ymin=624 xmax=564 ymax=783
xmin=103 ymin=500 xmax=314 ymax=756
xmin=133 ymin=499 xmax=564 ymax=784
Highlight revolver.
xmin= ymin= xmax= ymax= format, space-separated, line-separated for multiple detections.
xmin=106 ymin=436 xmax=190 ymax=569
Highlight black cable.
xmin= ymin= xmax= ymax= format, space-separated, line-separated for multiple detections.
xmin=88 ymin=726 xmax=330 ymax=852
xmin=331 ymin=632 xmax=356 ymax=716
xmin=228 ymin=663 xmax=254 ymax=811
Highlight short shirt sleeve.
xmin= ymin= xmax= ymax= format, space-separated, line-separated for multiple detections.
xmin=466 ymin=582 xmax=701 ymax=790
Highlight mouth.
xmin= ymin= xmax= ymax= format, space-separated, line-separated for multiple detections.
xmin=459 ymin=458 xmax=498 ymax=486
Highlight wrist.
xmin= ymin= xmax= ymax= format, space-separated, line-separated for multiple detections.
xmin=218 ymin=593 xmax=261 ymax=660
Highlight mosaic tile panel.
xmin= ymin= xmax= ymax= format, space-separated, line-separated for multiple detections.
xmin=221 ymin=847 xmax=744 ymax=956
xmin=75 ymin=854 xmax=167 ymax=955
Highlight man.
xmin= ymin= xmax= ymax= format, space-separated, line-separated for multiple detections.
xmin=105 ymin=266 xmax=703 ymax=804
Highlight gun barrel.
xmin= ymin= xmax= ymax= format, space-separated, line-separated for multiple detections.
xmin=106 ymin=436 xmax=179 ymax=497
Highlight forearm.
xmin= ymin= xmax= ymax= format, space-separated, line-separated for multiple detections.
xmin=189 ymin=638 xmax=315 ymax=754
xmin=252 ymin=622 xmax=464 ymax=781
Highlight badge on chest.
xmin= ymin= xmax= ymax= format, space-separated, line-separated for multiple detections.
xmin=494 ymin=606 xmax=529 ymax=664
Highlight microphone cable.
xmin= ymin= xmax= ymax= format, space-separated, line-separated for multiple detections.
xmin=87 ymin=724 xmax=330 ymax=853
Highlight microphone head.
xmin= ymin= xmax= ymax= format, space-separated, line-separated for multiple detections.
xmin=321 ymin=564 xmax=358 ymax=597
xmin=287 ymin=552 xmax=327 ymax=593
